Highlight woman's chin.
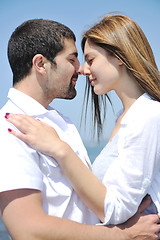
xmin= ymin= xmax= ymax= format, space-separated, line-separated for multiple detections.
xmin=94 ymin=87 xmax=105 ymax=95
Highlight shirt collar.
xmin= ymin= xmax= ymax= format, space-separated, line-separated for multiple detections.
xmin=121 ymin=93 xmax=152 ymax=124
xmin=8 ymin=88 xmax=52 ymax=116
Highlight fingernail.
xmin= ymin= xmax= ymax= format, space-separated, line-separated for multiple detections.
xmin=8 ymin=128 xmax=12 ymax=132
xmin=5 ymin=113 xmax=10 ymax=119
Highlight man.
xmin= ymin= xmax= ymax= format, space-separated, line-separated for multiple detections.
xmin=0 ymin=19 xmax=159 ymax=240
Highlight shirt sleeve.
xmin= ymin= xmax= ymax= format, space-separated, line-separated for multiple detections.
xmin=0 ymin=121 xmax=43 ymax=193
xmin=103 ymin=113 xmax=160 ymax=224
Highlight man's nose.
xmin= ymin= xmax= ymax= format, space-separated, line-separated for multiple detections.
xmin=76 ymin=63 xmax=84 ymax=75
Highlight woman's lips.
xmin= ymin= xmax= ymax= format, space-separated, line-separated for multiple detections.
xmin=89 ymin=78 xmax=96 ymax=85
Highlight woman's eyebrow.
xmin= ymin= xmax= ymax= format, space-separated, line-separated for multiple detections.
xmin=84 ymin=53 xmax=90 ymax=61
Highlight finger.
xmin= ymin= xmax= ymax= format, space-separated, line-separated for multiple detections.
xmin=153 ymin=214 xmax=160 ymax=224
xmin=138 ymin=194 xmax=152 ymax=213
xmin=6 ymin=116 xmax=30 ymax=133
xmin=155 ymin=228 xmax=160 ymax=240
xmin=5 ymin=113 xmax=39 ymax=133
xmin=8 ymin=128 xmax=29 ymax=144
xmin=5 ymin=113 xmax=38 ymax=124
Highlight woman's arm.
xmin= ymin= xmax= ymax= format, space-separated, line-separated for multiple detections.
xmin=1 ymin=188 xmax=160 ymax=240
xmin=5 ymin=113 xmax=106 ymax=221
xmin=55 ymin=141 xmax=107 ymax=221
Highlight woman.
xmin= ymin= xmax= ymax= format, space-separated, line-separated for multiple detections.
xmin=5 ymin=14 xmax=160 ymax=224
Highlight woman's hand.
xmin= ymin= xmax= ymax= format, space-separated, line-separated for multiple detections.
xmin=5 ymin=113 xmax=67 ymax=159
xmin=121 ymin=195 xmax=160 ymax=240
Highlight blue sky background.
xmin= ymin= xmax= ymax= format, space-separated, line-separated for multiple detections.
xmin=0 ymin=0 xmax=160 ymax=148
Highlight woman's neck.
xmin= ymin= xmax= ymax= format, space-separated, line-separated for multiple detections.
xmin=115 ymin=73 xmax=144 ymax=113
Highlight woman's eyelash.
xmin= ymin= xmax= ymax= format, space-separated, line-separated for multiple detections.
xmin=87 ymin=59 xmax=93 ymax=64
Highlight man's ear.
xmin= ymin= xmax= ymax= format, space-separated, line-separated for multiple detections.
xmin=32 ymin=54 xmax=47 ymax=75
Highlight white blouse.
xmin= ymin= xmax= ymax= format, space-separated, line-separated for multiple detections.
xmin=93 ymin=93 xmax=160 ymax=224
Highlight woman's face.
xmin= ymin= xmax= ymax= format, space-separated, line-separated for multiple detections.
xmin=83 ymin=39 xmax=123 ymax=95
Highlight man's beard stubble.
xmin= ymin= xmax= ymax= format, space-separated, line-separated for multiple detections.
xmin=64 ymin=80 xmax=77 ymax=100
xmin=62 ymin=73 xmax=78 ymax=100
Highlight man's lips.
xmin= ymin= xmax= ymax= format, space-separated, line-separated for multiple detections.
xmin=71 ymin=78 xmax=78 ymax=86
xmin=71 ymin=74 xmax=78 ymax=85
xmin=72 ymin=78 xmax=78 ymax=82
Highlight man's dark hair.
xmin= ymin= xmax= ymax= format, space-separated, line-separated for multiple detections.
xmin=8 ymin=19 xmax=76 ymax=85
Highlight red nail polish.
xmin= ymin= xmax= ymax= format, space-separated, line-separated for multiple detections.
xmin=8 ymin=128 xmax=12 ymax=132
xmin=5 ymin=113 xmax=10 ymax=119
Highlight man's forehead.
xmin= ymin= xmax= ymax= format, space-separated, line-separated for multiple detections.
xmin=54 ymin=38 xmax=78 ymax=59
xmin=62 ymin=38 xmax=78 ymax=55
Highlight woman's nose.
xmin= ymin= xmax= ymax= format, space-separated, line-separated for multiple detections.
xmin=83 ymin=63 xmax=91 ymax=76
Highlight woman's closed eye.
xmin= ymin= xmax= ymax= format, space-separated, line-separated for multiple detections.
xmin=87 ymin=58 xmax=94 ymax=66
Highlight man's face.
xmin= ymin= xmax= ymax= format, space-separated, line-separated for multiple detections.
xmin=44 ymin=38 xmax=83 ymax=101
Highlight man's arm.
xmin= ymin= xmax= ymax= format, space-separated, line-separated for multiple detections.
xmin=0 ymin=189 xmax=159 ymax=240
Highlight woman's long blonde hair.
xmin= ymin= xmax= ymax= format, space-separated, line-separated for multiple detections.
xmin=81 ymin=14 xmax=160 ymax=138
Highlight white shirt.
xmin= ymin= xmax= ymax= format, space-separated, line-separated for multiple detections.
xmin=0 ymin=88 xmax=99 ymax=225
xmin=93 ymin=93 xmax=160 ymax=224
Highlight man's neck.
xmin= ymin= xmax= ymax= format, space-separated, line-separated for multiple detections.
xmin=14 ymin=80 xmax=50 ymax=109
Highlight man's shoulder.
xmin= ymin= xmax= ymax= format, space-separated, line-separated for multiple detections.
xmin=0 ymin=99 xmax=24 ymax=116
xmin=0 ymin=101 xmax=10 ymax=122
xmin=53 ymin=108 xmax=73 ymax=124
xmin=0 ymin=100 xmax=24 ymax=131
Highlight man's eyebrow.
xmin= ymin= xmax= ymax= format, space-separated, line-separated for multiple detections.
xmin=69 ymin=52 xmax=78 ymax=57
